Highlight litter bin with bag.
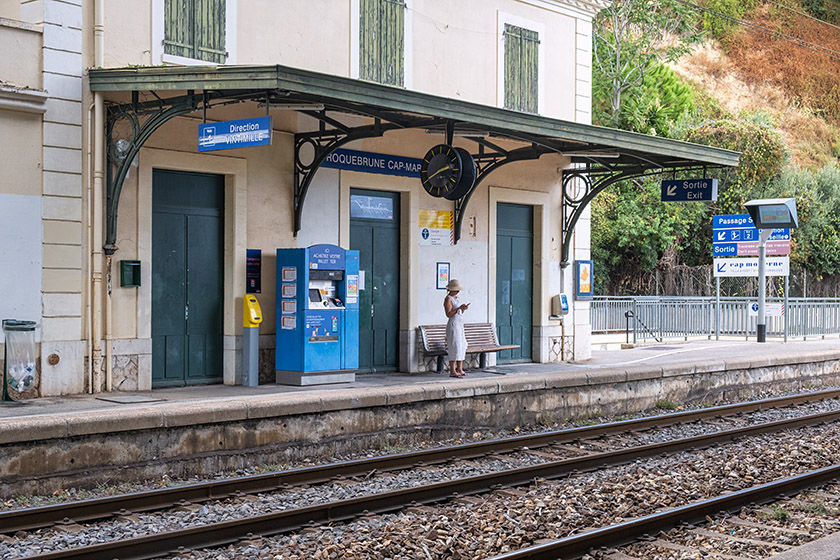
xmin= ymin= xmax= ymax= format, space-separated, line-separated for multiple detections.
xmin=2 ymin=319 xmax=37 ymax=402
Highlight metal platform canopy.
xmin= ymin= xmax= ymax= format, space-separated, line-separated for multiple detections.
xmin=89 ymin=64 xmax=740 ymax=266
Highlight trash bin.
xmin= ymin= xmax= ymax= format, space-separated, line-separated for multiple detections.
xmin=2 ymin=319 xmax=37 ymax=402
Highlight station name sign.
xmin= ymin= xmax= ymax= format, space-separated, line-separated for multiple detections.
xmin=322 ymin=148 xmax=422 ymax=178
xmin=661 ymin=178 xmax=718 ymax=202
xmin=198 ymin=116 xmax=272 ymax=152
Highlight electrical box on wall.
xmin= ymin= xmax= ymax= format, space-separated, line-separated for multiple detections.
xmin=120 ymin=260 xmax=141 ymax=287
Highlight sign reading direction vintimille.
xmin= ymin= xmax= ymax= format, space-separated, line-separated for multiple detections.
xmin=199 ymin=116 xmax=273 ymax=152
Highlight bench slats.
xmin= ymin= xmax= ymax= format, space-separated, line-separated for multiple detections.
xmin=418 ymin=323 xmax=519 ymax=359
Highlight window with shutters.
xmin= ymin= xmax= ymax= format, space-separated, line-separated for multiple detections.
xmin=503 ymin=23 xmax=540 ymax=113
xmin=163 ymin=0 xmax=227 ymax=64
xmin=359 ymin=0 xmax=405 ymax=86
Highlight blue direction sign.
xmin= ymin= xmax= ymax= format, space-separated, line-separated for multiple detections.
xmin=712 ymin=214 xmax=790 ymax=257
xmin=198 ymin=116 xmax=272 ymax=152
xmin=661 ymin=178 xmax=718 ymax=202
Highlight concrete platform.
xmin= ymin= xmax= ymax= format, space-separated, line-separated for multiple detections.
xmin=769 ymin=531 xmax=840 ymax=559
xmin=1 ymin=337 xmax=840 ymax=496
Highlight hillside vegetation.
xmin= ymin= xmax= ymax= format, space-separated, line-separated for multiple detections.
xmin=591 ymin=0 xmax=840 ymax=296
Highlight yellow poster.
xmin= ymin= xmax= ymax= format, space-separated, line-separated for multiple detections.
xmin=418 ymin=210 xmax=453 ymax=246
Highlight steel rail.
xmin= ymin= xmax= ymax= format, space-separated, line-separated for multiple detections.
xmin=3 ymin=388 xmax=839 ymax=535
xmin=21 ymin=407 xmax=840 ymax=559
xmin=488 ymin=464 xmax=840 ymax=560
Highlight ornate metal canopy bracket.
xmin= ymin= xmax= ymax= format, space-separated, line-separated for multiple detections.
xmin=559 ymin=163 xmax=714 ymax=267
xmin=454 ymin=141 xmax=547 ymax=242
xmin=104 ymin=91 xmax=203 ymax=254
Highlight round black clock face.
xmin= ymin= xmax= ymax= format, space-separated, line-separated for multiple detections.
xmin=420 ymin=144 xmax=463 ymax=198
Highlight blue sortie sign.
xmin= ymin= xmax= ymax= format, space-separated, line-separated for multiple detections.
xmin=198 ymin=116 xmax=273 ymax=152
xmin=661 ymin=178 xmax=718 ymax=201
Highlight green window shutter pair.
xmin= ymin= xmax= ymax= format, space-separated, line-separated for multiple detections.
xmin=504 ymin=23 xmax=539 ymax=113
xmin=164 ymin=0 xmax=227 ymax=63
xmin=360 ymin=0 xmax=405 ymax=86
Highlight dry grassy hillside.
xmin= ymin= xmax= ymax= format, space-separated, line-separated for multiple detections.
xmin=672 ymin=3 xmax=840 ymax=168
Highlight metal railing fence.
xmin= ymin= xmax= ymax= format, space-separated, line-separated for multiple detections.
xmin=590 ymin=296 xmax=840 ymax=343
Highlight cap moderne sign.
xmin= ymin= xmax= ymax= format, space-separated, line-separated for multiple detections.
xmin=661 ymin=178 xmax=718 ymax=202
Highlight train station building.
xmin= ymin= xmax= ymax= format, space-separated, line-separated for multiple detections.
xmin=0 ymin=0 xmax=738 ymax=396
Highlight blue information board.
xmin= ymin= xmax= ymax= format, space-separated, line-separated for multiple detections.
xmin=198 ymin=116 xmax=272 ymax=152
xmin=712 ymin=214 xmax=790 ymax=257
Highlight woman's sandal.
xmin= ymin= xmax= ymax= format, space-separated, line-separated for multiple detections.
xmin=449 ymin=372 xmax=465 ymax=378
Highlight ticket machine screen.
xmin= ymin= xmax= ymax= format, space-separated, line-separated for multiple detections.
xmin=308 ymin=278 xmax=345 ymax=309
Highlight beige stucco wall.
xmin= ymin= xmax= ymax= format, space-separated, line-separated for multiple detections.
xmin=0 ymin=110 xmax=42 ymax=195
xmin=0 ymin=18 xmax=42 ymax=88
xmin=101 ymin=1 xmax=588 ymax=121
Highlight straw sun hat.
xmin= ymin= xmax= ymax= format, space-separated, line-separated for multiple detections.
xmin=446 ymin=279 xmax=463 ymax=291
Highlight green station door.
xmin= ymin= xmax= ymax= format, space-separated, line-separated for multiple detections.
xmin=349 ymin=189 xmax=400 ymax=373
xmin=496 ymin=202 xmax=533 ymax=363
xmin=151 ymin=169 xmax=224 ymax=387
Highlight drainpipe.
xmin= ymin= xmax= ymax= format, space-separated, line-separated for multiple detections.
xmin=91 ymin=0 xmax=105 ymax=392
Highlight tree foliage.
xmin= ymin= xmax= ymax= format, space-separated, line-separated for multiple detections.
xmin=593 ymin=0 xmax=702 ymax=129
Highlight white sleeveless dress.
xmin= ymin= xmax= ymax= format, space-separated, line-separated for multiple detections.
xmin=446 ymin=294 xmax=467 ymax=361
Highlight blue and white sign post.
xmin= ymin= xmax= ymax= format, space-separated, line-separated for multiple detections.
xmin=712 ymin=213 xmax=792 ymax=342
xmin=198 ymin=116 xmax=273 ymax=152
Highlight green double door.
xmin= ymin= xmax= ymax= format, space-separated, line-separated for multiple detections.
xmin=496 ymin=202 xmax=533 ymax=363
xmin=152 ymin=170 xmax=224 ymax=387
xmin=349 ymin=189 xmax=400 ymax=373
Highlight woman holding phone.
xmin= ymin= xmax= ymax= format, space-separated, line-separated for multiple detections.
xmin=443 ymin=279 xmax=469 ymax=377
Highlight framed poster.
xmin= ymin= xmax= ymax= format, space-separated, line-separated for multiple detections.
xmin=436 ymin=262 xmax=450 ymax=290
xmin=575 ymin=260 xmax=594 ymax=299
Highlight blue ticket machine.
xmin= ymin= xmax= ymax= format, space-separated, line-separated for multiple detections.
xmin=276 ymin=244 xmax=359 ymax=385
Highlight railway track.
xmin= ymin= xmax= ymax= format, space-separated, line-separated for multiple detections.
xmin=4 ymin=389 xmax=840 ymax=559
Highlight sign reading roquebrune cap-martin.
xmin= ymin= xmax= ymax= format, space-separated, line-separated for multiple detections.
xmin=198 ymin=116 xmax=272 ymax=152
xmin=660 ymin=178 xmax=718 ymax=202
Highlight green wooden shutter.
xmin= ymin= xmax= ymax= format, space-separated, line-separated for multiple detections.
xmin=504 ymin=24 xmax=539 ymax=113
xmin=360 ymin=0 xmax=404 ymax=86
xmin=195 ymin=0 xmax=227 ymax=63
xmin=164 ymin=0 xmax=226 ymax=63
xmin=164 ymin=0 xmax=194 ymax=59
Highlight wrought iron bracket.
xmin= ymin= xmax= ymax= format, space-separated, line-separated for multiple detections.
xmin=559 ymin=163 xmax=715 ymax=267
xmin=104 ymin=91 xmax=205 ymax=254
xmin=454 ymin=142 xmax=547 ymax=243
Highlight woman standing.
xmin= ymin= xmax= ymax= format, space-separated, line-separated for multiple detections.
xmin=444 ymin=279 xmax=469 ymax=377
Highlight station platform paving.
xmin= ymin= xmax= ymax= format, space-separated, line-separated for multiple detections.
xmin=2 ymin=336 xmax=840 ymax=420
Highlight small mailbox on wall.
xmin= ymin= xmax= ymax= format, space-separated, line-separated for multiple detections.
xmin=120 ymin=260 xmax=141 ymax=287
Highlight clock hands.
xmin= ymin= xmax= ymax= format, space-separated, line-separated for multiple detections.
xmin=427 ymin=164 xmax=458 ymax=180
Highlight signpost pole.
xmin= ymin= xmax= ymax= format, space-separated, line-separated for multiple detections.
xmin=715 ymin=276 xmax=720 ymax=341
xmin=756 ymin=229 xmax=772 ymax=343
xmin=784 ymin=275 xmax=789 ymax=343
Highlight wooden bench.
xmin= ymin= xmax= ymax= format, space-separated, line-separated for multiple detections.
xmin=418 ymin=323 xmax=520 ymax=373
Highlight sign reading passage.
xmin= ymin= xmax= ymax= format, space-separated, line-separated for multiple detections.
xmin=199 ymin=116 xmax=272 ymax=152
xmin=712 ymin=214 xmax=790 ymax=257
xmin=661 ymin=178 xmax=718 ymax=202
